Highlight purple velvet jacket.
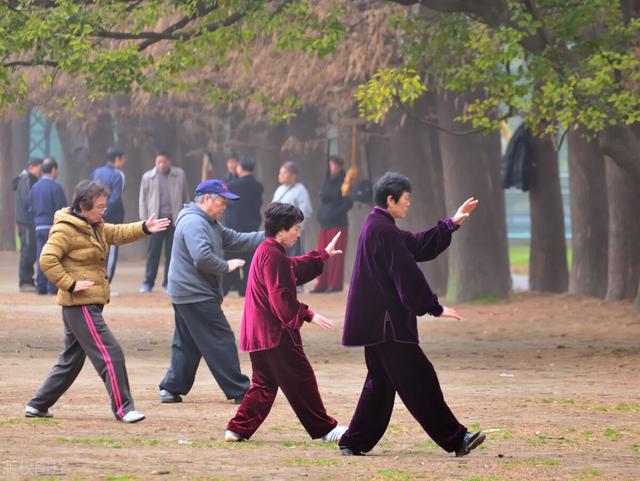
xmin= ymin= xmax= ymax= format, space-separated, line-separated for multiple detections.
xmin=240 ymin=237 xmax=328 ymax=352
xmin=342 ymin=207 xmax=458 ymax=347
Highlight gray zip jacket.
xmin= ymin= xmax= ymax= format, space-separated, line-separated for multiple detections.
xmin=167 ymin=202 xmax=265 ymax=304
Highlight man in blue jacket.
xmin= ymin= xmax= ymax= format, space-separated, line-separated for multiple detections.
xmin=159 ymin=179 xmax=265 ymax=405
xmin=90 ymin=147 xmax=126 ymax=282
xmin=12 ymin=157 xmax=42 ymax=292
xmin=28 ymin=157 xmax=67 ymax=295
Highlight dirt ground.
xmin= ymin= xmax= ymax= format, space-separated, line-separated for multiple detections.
xmin=0 ymin=251 xmax=639 ymax=481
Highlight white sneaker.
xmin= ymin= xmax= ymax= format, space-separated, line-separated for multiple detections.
xmin=24 ymin=405 xmax=53 ymax=418
xmin=120 ymin=410 xmax=145 ymax=423
xmin=224 ymin=430 xmax=246 ymax=442
xmin=321 ymin=425 xmax=347 ymax=443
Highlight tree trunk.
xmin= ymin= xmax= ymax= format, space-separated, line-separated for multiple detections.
xmin=567 ymin=130 xmax=608 ymax=297
xmin=387 ymin=96 xmax=448 ymax=293
xmin=0 ymin=118 xmax=15 ymax=250
xmin=436 ymin=93 xmax=511 ymax=302
xmin=528 ymin=135 xmax=568 ymax=292
xmin=56 ymin=120 xmax=90 ymax=197
xmin=604 ymin=156 xmax=640 ymax=300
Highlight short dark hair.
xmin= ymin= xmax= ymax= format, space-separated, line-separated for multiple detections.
xmin=72 ymin=180 xmax=111 ymax=212
xmin=228 ymin=152 xmax=239 ymax=161
xmin=239 ymin=158 xmax=256 ymax=172
xmin=41 ymin=157 xmax=58 ymax=174
xmin=373 ymin=171 xmax=412 ymax=208
xmin=106 ymin=146 xmax=125 ymax=162
xmin=264 ymin=202 xmax=304 ymax=237
xmin=328 ymin=155 xmax=345 ymax=168
xmin=156 ymin=149 xmax=171 ymax=159
xmin=28 ymin=157 xmax=43 ymax=167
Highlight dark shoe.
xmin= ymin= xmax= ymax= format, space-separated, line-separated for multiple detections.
xmin=339 ymin=446 xmax=365 ymax=456
xmin=455 ymin=431 xmax=486 ymax=457
xmin=233 ymin=393 xmax=246 ymax=404
xmin=159 ymin=389 xmax=182 ymax=403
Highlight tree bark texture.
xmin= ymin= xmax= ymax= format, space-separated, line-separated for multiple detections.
xmin=386 ymin=97 xmax=448 ymax=294
xmin=436 ymin=92 xmax=511 ymax=302
xmin=0 ymin=119 xmax=16 ymax=250
xmin=567 ymin=130 xmax=608 ymax=298
xmin=528 ymin=135 xmax=568 ymax=292
xmin=604 ymin=156 xmax=640 ymax=300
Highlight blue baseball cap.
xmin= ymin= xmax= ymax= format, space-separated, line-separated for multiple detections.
xmin=195 ymin=179 xmax=239 ymax=199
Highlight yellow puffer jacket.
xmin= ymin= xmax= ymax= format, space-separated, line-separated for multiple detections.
xmin=40 ymin=208 xmax=149 ymax=306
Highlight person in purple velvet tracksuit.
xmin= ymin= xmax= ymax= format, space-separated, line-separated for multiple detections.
xmin=338 ymin=171 xmax=484 ymax=457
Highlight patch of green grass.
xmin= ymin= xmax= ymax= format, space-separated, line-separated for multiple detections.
xmin=603 ymin=428 xmax=624 ymax=441
xmin=412 ymin=440 xmax=438 ymax=450
xmin=54 ymin=437 xmax=124 ymax=448
xmin=376 ymin=469 xmax=418 ymax=481
xmin=1 ymin=416 xmax=59 ymax=425
xmin=508 ymin=242 xmax=572 ymax=272
xmin=104 ymin=475 xmax=137 ymax=481
xmin=616 ymin=402 xmax=640 ymax=412
xmin=469 ymin=422 xmax=484 ymax=432
xmin=286 ymin=458 xmax=341 ymax=467
xmin=279 ymin=440 xmax=335 ymax=449
xmin=470 ymin=296 xmax=501 ymax=304
xmin=386 ymin=423 xmax=405 ymax=435
xmin=628 ymin=443 xmax=639 ymax=452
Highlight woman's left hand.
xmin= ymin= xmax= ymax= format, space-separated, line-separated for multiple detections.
xmin=145 ymin=214 xmax=171 ymax=233
xmin=325 ymin=231 xmax=343 ymax=257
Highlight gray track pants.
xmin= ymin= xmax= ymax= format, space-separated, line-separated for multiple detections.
xmin=28 ymin=304 xmax=135 ymax=419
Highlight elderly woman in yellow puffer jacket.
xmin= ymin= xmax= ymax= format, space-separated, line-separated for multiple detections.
xmin=24 ymin=180 xmax=170 ymax=424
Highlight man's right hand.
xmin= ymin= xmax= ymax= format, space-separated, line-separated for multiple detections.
xmin=227 ymin=259 xmax=246 ymax=272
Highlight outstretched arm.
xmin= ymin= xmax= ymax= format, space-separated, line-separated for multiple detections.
xmin=290 ymin=231 xmax=342 ymax=285
xmin=403 ymin=197 xmax=479 ymax=262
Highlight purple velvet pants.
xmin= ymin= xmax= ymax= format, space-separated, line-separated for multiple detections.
xmin=339 ymin=339 xmax=467 ymax=453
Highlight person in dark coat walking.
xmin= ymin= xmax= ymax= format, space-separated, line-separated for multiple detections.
xmin=89 ymin=147 xmax=127 ymax=283
xmin=12 ymin=157 xmax=42 ymax=292
xmin=338 ymin=171 xmax=485 ymax=457
xmin=29 ymin=157 xmax=67 ymax=295
xmin=311 ymin=155 xmax=353 ymax=293
xmin=223 ymin=158 xmax=264 ymax=297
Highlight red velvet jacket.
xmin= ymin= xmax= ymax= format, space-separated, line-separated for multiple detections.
xmin=239 ymin=237 xmax=328 ymax=352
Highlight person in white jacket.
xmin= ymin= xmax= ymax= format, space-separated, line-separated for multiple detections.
xmin=272 ymin=161 xmax=312 ymax=257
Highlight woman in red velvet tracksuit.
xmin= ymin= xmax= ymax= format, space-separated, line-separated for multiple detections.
xmin=225 ymin=202 xmax=346 ymax=443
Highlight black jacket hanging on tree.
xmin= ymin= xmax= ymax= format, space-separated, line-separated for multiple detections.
xmin=501 ymin=124 xmax=537 ymax=191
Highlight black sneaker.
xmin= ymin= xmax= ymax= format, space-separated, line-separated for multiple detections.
xmin=159 ymin=389 xmax=182 ymax=403
xmin=455 ymin=431 xmax=486 ymax=457
xmin=339 ymin=446 xmax=365 ymax=456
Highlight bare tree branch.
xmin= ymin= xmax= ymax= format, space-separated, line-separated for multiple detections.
xmin=3 ymin=59 xmax=58 ymax=67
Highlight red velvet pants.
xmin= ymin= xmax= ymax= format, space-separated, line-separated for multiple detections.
xmin=226 ymin=332 xmax=337 ymax=440
xmin=313 ymin=225 xmax=348 ymax=291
